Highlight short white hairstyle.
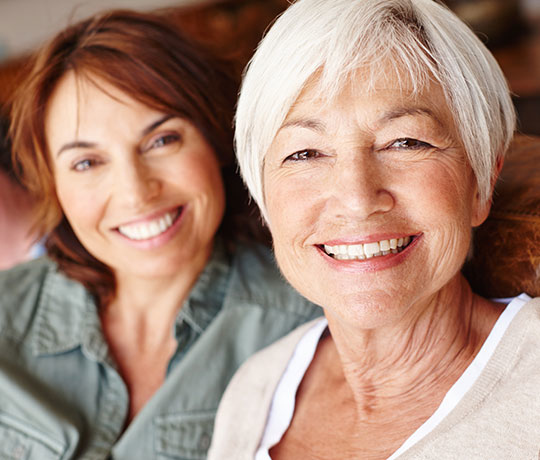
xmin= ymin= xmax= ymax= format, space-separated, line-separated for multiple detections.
xmin=235 ymin=0 xmax=516 ymax=221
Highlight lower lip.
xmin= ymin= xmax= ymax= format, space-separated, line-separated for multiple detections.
xmin=114 ymin=206 xmax=186 ymax=250
xmin=317 ymin=235 xmax=421 ymax=273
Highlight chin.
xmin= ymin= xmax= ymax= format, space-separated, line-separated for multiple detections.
xmin=313 ymin=286 xmax=414 ymax=327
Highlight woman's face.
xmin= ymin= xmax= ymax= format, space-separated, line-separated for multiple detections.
xmin=263 ymin=73 xmax=491 ymax=329
xmin=46 ymin=73 xmax=225 ymax=281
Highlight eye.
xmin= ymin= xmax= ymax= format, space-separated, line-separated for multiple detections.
xmin=389 ymin=138 xmax=433 ymax=150
xmin=284 ymin=149 xmax=322 ymax=162
xmin=149 ymin=133 xmax=181 ymax=150
xmin=72 ymin=158 xmax=98 ymax=172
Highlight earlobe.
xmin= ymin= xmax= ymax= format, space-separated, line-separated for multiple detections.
xmin=471 ymin=193 xmax=491 ymax=227
xmin=494 ymin=155 xmax=504 ymax=182
xmin=471 ymin=155 xmax=504 ymax=228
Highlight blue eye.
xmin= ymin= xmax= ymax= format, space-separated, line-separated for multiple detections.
xmin=151 ymin=133 xmax=180 ymax=149
xmin=390 ymin=138 xmax=432 ymax=149
xmin=72 ymin=159 xmax=96 ymax=172
xmin=285 ymin=149 xmax=322 ymax=162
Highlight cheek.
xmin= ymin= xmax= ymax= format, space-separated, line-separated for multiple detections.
xmin=55 ymin=175 xmax=103 ymax=233
xmin=265 ymin=170 xmax=322 ymax=236
xmin=178 ymin=153 xmax=226 ymax=221
xmin=407 ymin=162 xmax=476 ymax=274
xmin=395 ymin=154 xmax=477 ymax=222
xmin=265 ymin=174 xmax=320 ymax=287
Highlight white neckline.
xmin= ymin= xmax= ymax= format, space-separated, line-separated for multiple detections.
xmin=256 ymin=293 xmax=531 ymax=459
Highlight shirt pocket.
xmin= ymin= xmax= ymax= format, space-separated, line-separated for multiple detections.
xmin=154 ymin=410 xmax=216 ymax=460
xmin=0 ymin=412 xmax=66 ymax=460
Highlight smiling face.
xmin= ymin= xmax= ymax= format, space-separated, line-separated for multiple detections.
xmin=263 ymin=73 xmax=491 ymax=329
xmin=45 ymin=72 xmax=225 ymax=281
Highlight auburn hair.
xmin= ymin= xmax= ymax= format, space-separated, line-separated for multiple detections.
xmin=10 ymin=9 xmax=254 ymax=308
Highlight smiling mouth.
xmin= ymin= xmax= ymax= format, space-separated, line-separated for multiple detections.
xmin=117 ymin=207 xmax=182 ymax=241
xmin=321 ymin=236 xmax=414 ymax=260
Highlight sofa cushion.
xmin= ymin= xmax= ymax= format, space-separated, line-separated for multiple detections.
xmin=464 ymin=135 xmax=540 ymax=297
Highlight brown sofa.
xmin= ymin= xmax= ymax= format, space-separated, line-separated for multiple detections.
xmin=0 ymin=0 xmax=538 ymax=298
xmin=464 ymin=135 xmax=540 ymax=297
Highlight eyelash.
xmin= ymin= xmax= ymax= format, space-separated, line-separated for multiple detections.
xmin=283 ymin=138 xmax=432 ymax=163
xmin=72 ymin=158 xmax=99 ymax=172
xmin=148 ymin=133 xmax=181 ymax=150
xmin=284 ymin=149 xmax=323 ymax=162
xmin=388 ymin=138 xmax=433 ymax=150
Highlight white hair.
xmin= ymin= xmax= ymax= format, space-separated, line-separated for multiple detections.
xmin=235 ymin=0 xmax=516 ymax=221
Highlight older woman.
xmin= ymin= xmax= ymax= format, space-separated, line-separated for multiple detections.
xmin=209 ymin=0 xmax=540 ymax=458
xmin=0 ymin=10 xmax=319 ymax=459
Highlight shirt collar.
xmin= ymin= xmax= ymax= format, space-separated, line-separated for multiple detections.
xmin=31 ymin=240 xmax=232 ymax=356
xmin=31 ymin=265 xmax=97 ymax=356
xmin=176 ymin=239 xmax=231 ymax=336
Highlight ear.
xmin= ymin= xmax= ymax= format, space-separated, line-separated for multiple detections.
xmin=471 ymin=155 xmax=504 ymax=227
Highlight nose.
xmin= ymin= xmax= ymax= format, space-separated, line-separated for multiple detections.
xmin=327 ymin=151 xmax=394 ymax=219
xmin=114 ymin=157 xmax=161 ymax=208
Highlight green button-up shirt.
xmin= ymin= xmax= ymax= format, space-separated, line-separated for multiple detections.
xmin=0 ymin=241 xmax=321 ymax=459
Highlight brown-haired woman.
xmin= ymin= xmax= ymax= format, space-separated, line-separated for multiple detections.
xmin=0 ymin=10 xmax=319 ymax=459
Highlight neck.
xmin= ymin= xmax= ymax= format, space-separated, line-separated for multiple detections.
xmin=102 ymin=243 xmax=212 ymax=349
xmin=323 ymin=274 xmax=502 ymax=420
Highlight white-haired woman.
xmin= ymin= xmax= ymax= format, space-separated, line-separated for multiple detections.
xmin=209 ymin=0 xmax=540 ymax=458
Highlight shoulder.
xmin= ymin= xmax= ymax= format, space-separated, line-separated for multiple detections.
xmin=209 ymin=319 xmax=320 ymax=459
xmin=516 ymin=296 xmax=540 ymax=344
xmin=0 ymin=257 xmax=53 ymax=307
xmin=511 ymin=295 xmax=540 ymax=335
xmin=0 ymin=257 xmax=85 ymax=341
xmin=496 ymin=295 xmax=540 ymax=378
xmin=226 ymin=317 xmax=320 ymax=393
xmin=226 ymin=240 xmax=320 ymax=319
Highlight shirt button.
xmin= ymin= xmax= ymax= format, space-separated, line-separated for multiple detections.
xmin=199 ymin=433 xmax=211 ymax=450
xmin=13 ymin=445 xmax=26 ymax=459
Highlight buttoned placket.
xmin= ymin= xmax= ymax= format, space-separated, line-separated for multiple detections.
xmin=79 ymin=299 xmax=129 ymax=460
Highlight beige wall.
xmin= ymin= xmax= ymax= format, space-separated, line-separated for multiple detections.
xmin=0 ymin=0 xmax=207 ymax=61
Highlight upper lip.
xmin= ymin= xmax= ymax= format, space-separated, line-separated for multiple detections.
xmin=318 ymin=233 xmax=420 ymax=246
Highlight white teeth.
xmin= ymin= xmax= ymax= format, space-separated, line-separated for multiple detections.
xmin=363 ymin=242 xmax=380 ymax=256
xmin=158 ymin=218 xmax=167 ymax=233
xmin=323 ymin=236 xmax=413 ymax=261
xmin=139 ymin=226 xmax=150 ymax=240
xmin=349 ymin=245 xmax=364 ymax=257
xmin=118 ymin=209 xmax=179 ymax=241
xmin=379 ymin=240 xmax=390 ymax=251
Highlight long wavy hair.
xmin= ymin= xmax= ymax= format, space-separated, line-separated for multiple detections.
xmin=10 ymin=9 xmax=258 ymax=308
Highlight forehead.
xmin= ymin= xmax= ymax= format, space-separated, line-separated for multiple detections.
xmin=45 ymin=72 xmax=161 ymax=146
xmin=286 ymin=68 xmax=452 ymax=126
xmin=46 ymin=72 xmax=137 ymax=119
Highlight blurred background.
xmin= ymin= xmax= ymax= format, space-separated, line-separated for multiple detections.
xmin=0 ymin=0 xmax=539 ymax=132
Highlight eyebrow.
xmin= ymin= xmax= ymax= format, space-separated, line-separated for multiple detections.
xmin=279 ymin=118 xmax=327 ymax=133
xmin=379 ymin=107 xmax=442 ymax=126
xmin=55 ymin=114 xmax=174 ymax=158
xmin=141 ymin=114 xmax=173 ymax=136
xmin=56 ymin=141 xmax=97 ymax=158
